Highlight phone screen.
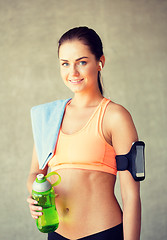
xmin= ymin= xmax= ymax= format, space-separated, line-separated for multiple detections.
xmin=135 ymin=145 xmax=145 ymax=177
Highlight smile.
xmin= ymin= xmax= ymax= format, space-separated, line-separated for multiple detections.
xmin=69 ymin=79 xmax=84 ymax=84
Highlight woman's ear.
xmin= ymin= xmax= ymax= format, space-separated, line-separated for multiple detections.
xmin=99 ymin=55 xmax=105 ymax=70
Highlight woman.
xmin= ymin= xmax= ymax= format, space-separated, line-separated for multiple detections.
xmin=27 ymin=26 xmax=141 ymax=240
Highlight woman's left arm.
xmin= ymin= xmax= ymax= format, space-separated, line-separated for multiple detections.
xmin=110 ymin=104 xmax=141 ymax=240
xmin=119 ymin=171 xmax=141 ymax=240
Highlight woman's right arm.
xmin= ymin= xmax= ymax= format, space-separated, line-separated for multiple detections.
xmin=27 ymin=144 xmax=48 ymax=219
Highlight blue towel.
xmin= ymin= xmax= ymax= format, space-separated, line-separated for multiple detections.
xmin=31 ymin=98 xmax=71 ymax=169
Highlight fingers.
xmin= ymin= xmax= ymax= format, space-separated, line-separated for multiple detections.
xmin=27 ymin=195 xmax=38 ymax=205
xmin=27 ymin=196 xmax=43 ymax=219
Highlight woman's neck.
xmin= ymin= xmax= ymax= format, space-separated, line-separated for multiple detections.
xmin=71 ymin=91 xmax=104 ymax=108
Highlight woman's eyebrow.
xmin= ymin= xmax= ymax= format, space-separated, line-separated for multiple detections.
xmin=60 ymin=57 xmax=88 ymax=61
xmin=76 ymin=57 xmax=88 ymax=61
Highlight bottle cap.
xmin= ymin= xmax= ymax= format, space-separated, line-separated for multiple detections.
xmin=32 ymin=174 xmax=52 ymax=192
xmin=37 ymin=174 xmax=44 ymax=180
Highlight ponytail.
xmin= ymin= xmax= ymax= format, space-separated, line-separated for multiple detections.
xmin=98 ymin=71 xmax=104 ymax=95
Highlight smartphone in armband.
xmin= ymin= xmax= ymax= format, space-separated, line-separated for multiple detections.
xmin=135 ymin=143 xmax=145 ymax=179
xmin=116 ymin=141 xmax=145 ymax=181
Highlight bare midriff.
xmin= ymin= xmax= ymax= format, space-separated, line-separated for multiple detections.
xmin=51 ymin=168 xmax=123 ymax=239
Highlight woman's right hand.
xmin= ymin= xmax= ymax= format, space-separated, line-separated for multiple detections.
xmin=27 ymin=195 xmax=43 ymax=219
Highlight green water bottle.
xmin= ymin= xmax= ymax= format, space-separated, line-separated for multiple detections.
xmin=32 ymin=172 xmax=61 ymax=233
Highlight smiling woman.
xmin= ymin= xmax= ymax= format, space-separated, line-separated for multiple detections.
xmin=58 ymin=27 xmax=104 ymax=96
xmin=59 ymin=40 xmax=103 ymax=94
xmin=27 ymin=26 xmax=141 ymax=240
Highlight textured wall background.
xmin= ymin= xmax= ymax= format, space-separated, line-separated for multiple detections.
xmin=0 ymin=0 xmax=167 ymax=239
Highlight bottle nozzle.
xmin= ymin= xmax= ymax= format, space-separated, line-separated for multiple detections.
xmin=37 ymin=174 xmax=44 ymax=180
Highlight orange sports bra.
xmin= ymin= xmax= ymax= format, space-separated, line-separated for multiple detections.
xmin=48 ymin=98 xmax=117 ymax=175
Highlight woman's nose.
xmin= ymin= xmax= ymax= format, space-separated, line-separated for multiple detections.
xmin=70 ymin=64 xmax=79 ymax=77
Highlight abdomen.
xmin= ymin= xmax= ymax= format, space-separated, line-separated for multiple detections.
xmin=51 ymin=168 xmax=123 ymax=239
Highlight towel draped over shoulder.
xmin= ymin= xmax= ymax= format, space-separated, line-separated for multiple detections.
xmin=31 ymin=98 xmax=71 ymax=169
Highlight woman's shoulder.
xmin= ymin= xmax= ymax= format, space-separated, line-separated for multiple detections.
xmin=105 ymin=100 xmax=132 ymax=123
xmin=104 ymin=99 xmax=137 ymax=136
xmin=31 ymin=98 xmax=71 ymax=113
xmin=104 ymin=99 xmax=138 ymax=153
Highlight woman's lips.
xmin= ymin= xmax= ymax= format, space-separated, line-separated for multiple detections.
xmin=69 ymin=79 xmax=84 ymax=84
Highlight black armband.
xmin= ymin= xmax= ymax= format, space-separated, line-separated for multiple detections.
xmin=116 ymin=141 xmax=145 ymax=181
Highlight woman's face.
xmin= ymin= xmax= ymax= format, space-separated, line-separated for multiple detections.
xmin=59 ymin=40 xmax=100 ymax=94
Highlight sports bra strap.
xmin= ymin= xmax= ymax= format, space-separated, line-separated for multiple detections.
xmin=98 ymin=98 xmax=111 ymax=131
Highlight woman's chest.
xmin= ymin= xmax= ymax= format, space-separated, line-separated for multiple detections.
xmin=61 ymin=106 xmax=98 ymax=135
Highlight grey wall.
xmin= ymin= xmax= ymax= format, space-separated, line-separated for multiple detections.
xmin=0 ymin=0 xmax=167 ymax=239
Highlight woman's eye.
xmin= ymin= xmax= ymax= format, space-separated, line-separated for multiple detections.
xmin=62 ymin=62 xmax=69 ymax=67
xmin=79 ymin=61 xmax=87 ymax=66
